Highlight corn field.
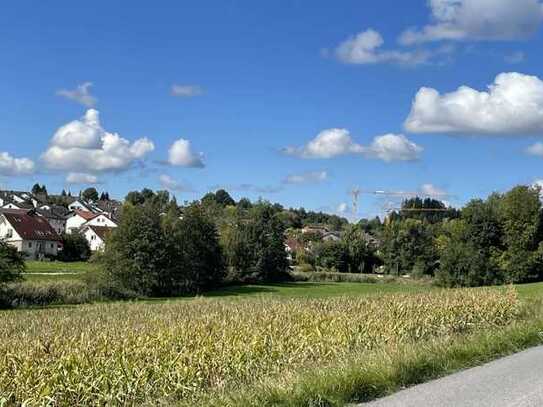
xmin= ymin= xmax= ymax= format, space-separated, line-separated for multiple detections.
xmin=0 ymin=288 xmax=521 ymax=406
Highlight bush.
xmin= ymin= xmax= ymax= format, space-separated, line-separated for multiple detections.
xmin=0 ymin=241 xmax=24 ymax=283
xmin=59 ymin=232 xmax=91 ymax=262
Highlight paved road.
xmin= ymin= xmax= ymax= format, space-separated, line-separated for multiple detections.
xmin=359 ymin=346 xmax=543 ymax=407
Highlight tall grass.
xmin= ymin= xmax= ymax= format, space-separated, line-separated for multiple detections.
xmin=0 ymin=287 xmax=523 ymax=405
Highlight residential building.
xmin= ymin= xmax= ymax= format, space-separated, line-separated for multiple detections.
xmin=0 ymin=209 xmax=61 ymax=259
xmin=80 ymin=225 xmax=115 ymax=252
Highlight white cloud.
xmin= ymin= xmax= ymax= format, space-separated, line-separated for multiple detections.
xmin=42 ymin=109 xmax=155 ymax=173
xmin=335 ymin=29 xmax=431 ymax=65
xmin=283 ymin=170 xmax=328 ymax=185
xmin=66 ymin=172 xmax=100 ymax=184
xmin=283 ymin=128 xmax=365 ymax=158
xmin=405 ymin=72 xmax=543 ymax=135
xmin=159 ymin=174 xmax=194 ymax=192
xmin=171 ymin=84 xmax=204 ymax=97
xmin=167 ymin=138 xmax=205 ymax=168
xmin=0 ymin=152 xmax=35 ymax=176
xmin=283 ymin=129 xmax=422 ymax=162
xmin=399 ymin=0 xmax=543 ymax=45
xmin=56 ymin=82 xmax=97 ymax=107
xmin=363 ymin=134 xmax=423 ymax=162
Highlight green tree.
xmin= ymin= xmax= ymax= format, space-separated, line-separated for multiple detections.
xmin=0 ymin=241 xmax=24 ymax=283
xmin=102 ymin=203 xmax=167 ymax=296
xmin=381 ymin=219 xmax=437 ymax=276
xmin=59 ymin=232 xmax=91 ymax=262
xmin=342 ymin=224 xmax=380 ymax=273
xmin=82 ymin=187 xmax=99 ymax=202
xmin=222 ymin=203 xmax=289 ymax=282
xmin=161 ymin=205 xmax=225 ymax=294
xmin=314 ymin=240 xmax=349 ymax=273
xmin=497 ymin=186 xmax=543 ymax=283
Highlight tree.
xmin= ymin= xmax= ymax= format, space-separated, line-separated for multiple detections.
xmin=82 ymin=187 xmax=99 ymax=202
xmin=434 ymin=219 xmax=502 ymax=287
xmin=222 ymin=203 xmax=289 ymax=282
xmin=160 ymin=205 xmax=225 ymax=294
xmin=59 ymin=232 xmax=91 ymax=262
xmin=342 ymin=224 xmax=381 ymax=273
xmin=314 ymin=240 xmax=349 ymax=273
xmin=381 ymin=219 xmax=437 ymax=276
xmin=0 ymin=241 xmax=24 ymax=283
xmin=102 ymin=203 xmax=167 ymax=296
xmin=31 ymin=183 xmax=47 ymax=197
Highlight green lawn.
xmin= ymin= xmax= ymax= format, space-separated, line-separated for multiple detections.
xmin=198 ymin=281 xmax=432 ymax=299
xmin=25 ymin=261 xmax=97 ymax=274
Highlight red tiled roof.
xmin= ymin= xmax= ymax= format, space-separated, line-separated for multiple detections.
xmin=74 ymin=210 xmax=98 ymax=221
xmin=1 ymin=210 xmax=61 ymax=241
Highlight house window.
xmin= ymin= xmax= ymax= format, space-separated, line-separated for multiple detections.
xmin=28 ymin=242 xmax=32 ymax=248
xmin=51 ymin=243 xmax=54 ymax=249
xmin=6 ymin=229 xmax=12 ymax=238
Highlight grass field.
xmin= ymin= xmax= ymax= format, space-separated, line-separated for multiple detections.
xmin=0 ymin=284 xmax=535 ymax=406
xmin=25 ymin=261 xmax=98 ymax=274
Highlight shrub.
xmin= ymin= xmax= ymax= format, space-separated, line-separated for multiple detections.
xmin=0 ymin=240 xmax=24 ymax=284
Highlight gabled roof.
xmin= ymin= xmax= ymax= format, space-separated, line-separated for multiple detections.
xmin=73 ymin=210 xmax=98 ymax=221
xmin=82 ymin=225 xmax=115 ymax=241
xmin=0 ymin=209 xmax=61 ymax=241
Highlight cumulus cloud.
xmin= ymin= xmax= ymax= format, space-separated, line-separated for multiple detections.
xmin=0 ymin=152 xmax=35 ymax=176
xmin=399 ymin=0 xmax=543 ymax=45
xmin=66 ymin=172 xmax=100 ymax=184
xmin=283 ymin=129 xmax=422 ymax=162
xmin=159 ymin=174 xmax=194 ymax=192
xmin=171 ymin=84 xmax=204 ymax=97
xmin=42 ymin=109 xmax=155 ymax=173
xmin=364 ymin=134 xmax=423 ymax=162
xmin=56 ymin=82 xmax=97 ymax=107
xmin=405 ymin=72 xmax=543 ymax=135
xmin=283 ymin=171 xmax=328 ymax=185
xmin=167 ymin=138 xmax=205 ymax=168
xmin=283 ymin=128 xmax=364 ymax=158
xmin=335 ymin=29 xmax=431 ymax=65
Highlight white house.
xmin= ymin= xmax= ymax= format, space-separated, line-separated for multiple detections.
xmin=80 ymin=225 xmax=115 ymax=251
xmin=0 ymin=209 xmax=61 ymax=259
xmin=66 ymin=210 xmax=118 ymax=234
xmin=66 ymin=210 xmax=97 ymax=234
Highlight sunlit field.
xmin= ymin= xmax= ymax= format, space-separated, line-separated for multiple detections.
xmin=0 ymin=287 xmax=522 ymax=406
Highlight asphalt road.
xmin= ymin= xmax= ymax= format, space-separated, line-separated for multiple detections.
xmin=359 ymin=346 xmax=543 ymax=407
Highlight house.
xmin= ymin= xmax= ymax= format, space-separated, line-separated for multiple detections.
xmin=66 ymin=210 xmax=118 ymax=234
xmin=80 ymin=225 xmax=115 ymax=252
xmin=65 ymin=210 xmax=97 ymax=233
xmin=0 ymin=209 xmax=61 ymax=259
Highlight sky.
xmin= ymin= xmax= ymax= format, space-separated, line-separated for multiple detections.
xmin=2 ymin=0 xmax=543 ymax=219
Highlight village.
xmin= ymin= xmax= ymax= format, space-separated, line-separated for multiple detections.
xmin=0 ymin=187 xmax=121 ymax=259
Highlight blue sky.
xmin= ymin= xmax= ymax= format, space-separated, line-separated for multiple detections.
xmin=2 ymin=0 xmax=543 ymax=219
